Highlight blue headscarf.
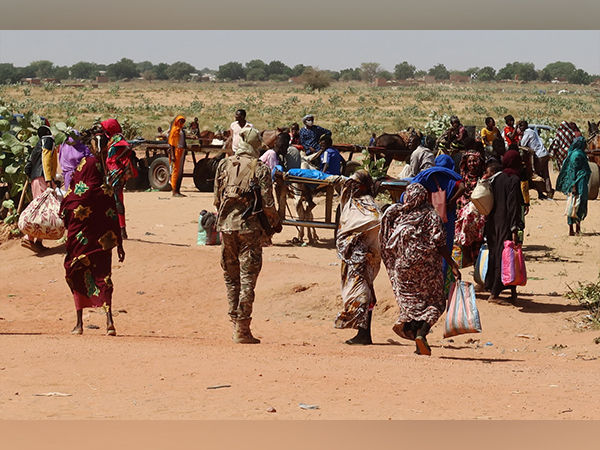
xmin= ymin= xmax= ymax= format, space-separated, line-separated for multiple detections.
xmin=411 ymin=154 xmax=462 ymax=201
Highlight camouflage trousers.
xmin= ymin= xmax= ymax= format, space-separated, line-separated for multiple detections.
xmin=220 ymin=230 xmax=263 ymax=321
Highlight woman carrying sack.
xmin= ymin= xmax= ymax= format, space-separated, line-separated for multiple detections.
xmin=21 ymin=125 xmax=57 ymax=252
xmin=555 ymin=136 xmax=591 ymax=236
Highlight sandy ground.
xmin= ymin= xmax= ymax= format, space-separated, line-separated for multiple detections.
xmin=2 ymin=161 xmax=600 ymax=420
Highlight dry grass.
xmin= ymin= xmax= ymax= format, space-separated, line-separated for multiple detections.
xmin=1 ymin=80 xmax=599 ymax=143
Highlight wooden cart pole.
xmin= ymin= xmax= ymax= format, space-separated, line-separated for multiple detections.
xmin=16 ymin=179 xmax=31 ymax=215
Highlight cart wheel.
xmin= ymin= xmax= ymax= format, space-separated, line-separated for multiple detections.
xmin=589 ymin=162 xmax=600 ymax=200
xmin=149 ymin=157 xmax=172 ymax=191
xmin=193 ymin=158 xmax=216 ymax=192
xmin=343 ymin=160 xmax=361 ymax=177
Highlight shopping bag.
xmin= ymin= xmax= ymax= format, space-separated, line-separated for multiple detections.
xmin=444 ymin=281 xmax=482 ymax=338
xmin=473 ymin=243 xmax=489 ymax=286
xmin=512 ymin=244 xmax=527 ymax=286
xmin=471 ymin=178 xmax=494 ymax=215
xmin=564 ymin=193 xmax=580 ymax=219
xmin=429 ymin=176 xmax=448 ymax=223
xmin=18 ymin=188 xmax=65 ymax=240
xmin=501 ymin=240 xmax=516 ymax=285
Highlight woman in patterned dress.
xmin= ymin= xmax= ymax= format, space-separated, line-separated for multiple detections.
xmin=334 ymin=171 xmax=381 ymax=345
xmin=60 ymin=145 xmax=125 ymax=336
xmin=454 ymin=150 xmax=486 ymax=266
xmin=380 ymin=183 xmax=461 ymax=355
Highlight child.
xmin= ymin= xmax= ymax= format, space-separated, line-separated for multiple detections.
xmin=318 ymin=135 xmax=343 ymax=176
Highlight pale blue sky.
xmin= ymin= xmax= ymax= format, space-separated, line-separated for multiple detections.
xmin=1 ymin=30 xmax=599 ymax=74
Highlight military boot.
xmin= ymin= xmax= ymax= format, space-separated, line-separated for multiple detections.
xmin=233 ymin=318 xmax=261 ymax=344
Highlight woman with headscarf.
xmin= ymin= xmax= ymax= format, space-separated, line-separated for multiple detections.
xmin=555 ymin=136 xmax=591 ymax=236
xmin=550 ymin=121 xmax=580 ymax=172
xmin=484 ymin=150 xmax=525 ymax=305
xmin=380 ymin=183 xmax=461 ymax=356
xmin=22 ymin=125 xmax=57 ymax=252
xmin=454 ymin=150 xmax=486 ymax=266
xmin=60 ymin=137 xmax=125 ymax=336
xmin=101 ymin=118 xmax=136 ymax=240
xmin=411 ymin=154 xmax=465 ymax=290
xmin=168 ymin=115 xmax=187 ymax=197
xmin=334 ymin=171 xmax=381 ymax=345
xmin=59 ymin=130 xmax=93 ymax=191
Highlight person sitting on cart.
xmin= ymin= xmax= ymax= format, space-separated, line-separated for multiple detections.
xmin=299 ymin=114 xmax=331 ymax=156
xmin=319 ymin=135 xmax=343 ymax=176
xmin=275 ymin=132 xmax=302 ymax=171
xmin=189 ymin=117 xmax=200 ymax=137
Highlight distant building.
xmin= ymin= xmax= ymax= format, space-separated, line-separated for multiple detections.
xmin=96 ymin=76 xmax=109 ymax=83
xmin=449 ymin=74 xmax=470 ymax=83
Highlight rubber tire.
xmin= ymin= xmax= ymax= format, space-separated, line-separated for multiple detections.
xmin=193 ymin=158 xmax=216 ymax=192
xmin=589 ymin=162 xmax=600 ymax=200
xmin=149 ymin=157 xmax=172 ymax=191
xmin=344 ymin=160 xmax=361 ymax=177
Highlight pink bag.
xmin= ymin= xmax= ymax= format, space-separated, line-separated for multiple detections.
xmin=18 ymin=188 xmax=65 ymax=240
xmin=513 ymin=244 xmax=527 ymax=286
xmin=444 ymin=281 xmax=482 ymax=338
xmin=429 ymin=176 xmax=448 ymax=223
xmin=501 ymin=241 xmax=527 ymax=286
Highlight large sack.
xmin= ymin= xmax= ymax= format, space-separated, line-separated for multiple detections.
xmin=18 ymin=188 xmax=65 ymax=240
xmin=471 ymin=178 xmax=494 ymax=215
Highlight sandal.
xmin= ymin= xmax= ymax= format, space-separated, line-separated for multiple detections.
xmin=106 ymin=327 xmax=117 ymax=336
xmin=415 ymin=336 xmax=431 ymax=356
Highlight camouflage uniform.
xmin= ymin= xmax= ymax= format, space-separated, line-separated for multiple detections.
xmin=214 ymin=130 xmax=280 ymax=341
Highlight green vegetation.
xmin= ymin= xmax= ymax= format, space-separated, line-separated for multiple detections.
xmin=566 ymin=273 xmax=600 ymax=328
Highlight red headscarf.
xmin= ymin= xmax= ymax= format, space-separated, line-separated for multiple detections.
xmin=502 ymin=150 xmax=522 ymax=177
xmin=101 ymin=119 xmax=122 ymax=138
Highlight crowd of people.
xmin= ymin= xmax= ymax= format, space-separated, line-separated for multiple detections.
xmin=18 ymin=110 xmax=594 ymax=355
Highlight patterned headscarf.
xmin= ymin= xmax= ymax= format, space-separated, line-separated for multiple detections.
xmin=399 ymin=182 xmax=428 ymax=213
xmin=460 ymin=150 xmax=485 ymax=179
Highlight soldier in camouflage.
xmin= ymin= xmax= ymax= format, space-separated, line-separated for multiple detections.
xmin=214 ymin=127 xmax=282 ymax=344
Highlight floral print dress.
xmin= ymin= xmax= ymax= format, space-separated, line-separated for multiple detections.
xmin=60 ymin=156 xmax=122 ymax=311
xmin=379 ymin=183 xmax=447 ymax=340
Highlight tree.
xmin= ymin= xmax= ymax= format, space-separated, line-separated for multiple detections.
xmin=136 ymin=61 xmax=155 ymax=74
xmin=477 ymin=66 xmax=496 ymax=82
xmin=70 ymin=61 xmax=98 ymax=79
xmin=428 ymin=63 xmax=449 ymax=80
xmin=497 ymin=62 xmax=516 ymax=80
xmin=27 ymin=60 xmax=54 ymax=78
xmin=155 ymin=63 xmax=169 ymax=80
xmin=0 ymin=63 xmax=21 ymax=84
xmin=217 ymin=62 xmax=246 ymax=80
xmin=360 ymin=62 xmax=381 ymax=83
xmin=338 ymin=68 xmax=361 ymax=81
xmin=394 ymin=61 xmax=416 ymax=80
xmin=414 ymin=70 xmax=427 ymax=78
xmin=53 ymin=66 xmax=70 ymax=79
xmin=166 ymin=61 xmax=196 ymax=80
xmin=245 ymin=59 xmax=266 ymax=72
xmin=246 ymin=68 xmax=267 ymax=81
xmin=303 ymin=68 xmax=331 ymax=91
xmin=141 ymin=70 xmax=157 ymax=81
xmin=291 ymin=64 xmax=306 ymax=77
xmin=540 ymin=61 xmax=576 ymax=81
xmin=497 ymin=62 xmax=537 ymax=82
xmin=514 ymin=62 xmax=537 ymax=82
xmin=266 ymin=60 xmax=291 ymax=77
xmin=567 ymin=69 xmax=591 ymax=85
xmin=108 ymin=58 xmax=140 ymax=79
xmin=378 ymin=70 xmax=394 ymax=80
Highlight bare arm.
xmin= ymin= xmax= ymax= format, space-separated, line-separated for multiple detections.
xmin=437 ymin=244 xmax=461 ymax=280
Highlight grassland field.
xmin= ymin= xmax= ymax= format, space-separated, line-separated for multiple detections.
xmin=2 ymin=80 xmax=599 ymax=146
